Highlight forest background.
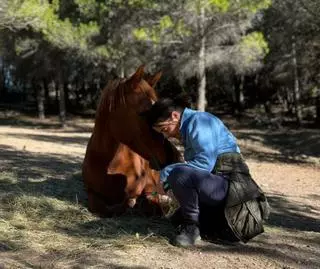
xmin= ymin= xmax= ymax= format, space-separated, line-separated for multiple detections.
xmin=0 ymin=0 xmax=319 ymax=128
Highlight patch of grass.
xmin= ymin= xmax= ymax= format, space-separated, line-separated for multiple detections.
xmin=0 ymin=169 xmax=176 ymax=268
xmin=0 ymin=218 xmax=26 ymax=251
xmin=0 ymin=171 xmax=18 ymax=185
xmin=0 ymin=130 xmax=179 ymax=267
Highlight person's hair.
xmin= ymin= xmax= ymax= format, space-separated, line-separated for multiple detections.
xmin=143 ymin=93 xmax=192 ymax=126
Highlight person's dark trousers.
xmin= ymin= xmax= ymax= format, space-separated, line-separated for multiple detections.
xmin=167 ymin=165 xmax=229 ymax=225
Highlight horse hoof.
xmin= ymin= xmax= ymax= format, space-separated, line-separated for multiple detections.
xmin=128 ymin=198 xmax=137 ymax=208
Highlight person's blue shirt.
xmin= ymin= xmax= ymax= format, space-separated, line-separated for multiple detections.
xmin=160 ymin=108 xmax=240 ymax=184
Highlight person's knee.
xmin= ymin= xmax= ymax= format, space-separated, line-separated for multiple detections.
xmin=167 ymin=166 xmax=193 ymax=187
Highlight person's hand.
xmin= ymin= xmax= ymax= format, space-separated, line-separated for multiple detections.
xmin=158 ymin=193 xmax=173 ymax=205
xmin=162 ymin=181 xmax=170 ymax=192
xmin=165 ymin=189 xmax=175 ymax=201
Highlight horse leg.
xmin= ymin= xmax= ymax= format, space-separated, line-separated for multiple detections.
xmin=86 ymin=173 xmax=128 ymax=217
xmin=87 ymin=190 xmax=114 ymax=217
xmin=138 ymin=170 xmax=167 ymax=217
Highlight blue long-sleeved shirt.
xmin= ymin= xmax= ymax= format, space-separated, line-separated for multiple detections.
xmin=160 ymin=108 xmax=240 ymax=183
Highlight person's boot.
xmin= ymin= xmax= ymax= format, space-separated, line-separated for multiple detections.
xmin=173 ymin=222 xmax=201 ymax=247
xmin=168 ymin=208 xmax=183 ymax=228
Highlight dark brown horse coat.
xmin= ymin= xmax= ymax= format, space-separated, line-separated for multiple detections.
xmin=82 ymin=66 xmax=181 ymax=217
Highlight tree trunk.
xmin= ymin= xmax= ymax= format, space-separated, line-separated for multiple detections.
xmin=120 ymin=60 xmax=125 ymax=78
xmin=44 ymin=79 xmax=49 ymax=104
xmin=55 ymin=80 xmax=59 ymax=105
xmin=197 ymin=3 xmax=207 ymax=112
xmin=285 ymin=87 xmax=293 ymax=114
xmin=0 ymin=59 xmax=5 ymax=100
xmin=37 ymin=81 xmax=45 ymax=120
xmin=238 ymin=75 xmax=245 ymax=112
xmin=232 ymin=75 xmax=243 ymax=115
xmin=75 ymin=79 xmax=80 ymax=108
xmin=91 ymin=80 xmax=100 ymax=109
xmin=231 ymin=83 xmax=237 ymax=115
xmin=21 ymin=80 xmax=27 ymax=103
xmin=64 ymin=82 xmax=70 ymax=110
xmin=264 ymin=101 xmax=272 ymax=115
xmin=291 ymin=34 xmax=302 ymax=125
xmin=277 ymin=87 xmax=287 ymax=113
xmin=316 ymin=88 xmax=320 ymax=126
xmin=58 ymin=75 xmax=66 ymax=128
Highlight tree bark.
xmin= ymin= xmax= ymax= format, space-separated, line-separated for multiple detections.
xmin=64 ymin=82 xmax=70 ymax=110
xmin=0 ymin=58 xmax=5 ymax=100
xmin=238 ymin=75 xmax=245 ymax=112
xmin=58 ymin=73 xmax=66 ymax=128
xmin=264 ymin=100 xmax=272 ymax=115
xmin=37 ymin=80 xmax=45 ymax=120
xmin=43 ymin=79 xmax=49 ymax=105
xmin=231 ymin=83 xmax=237 ymax=115
xmin=120 ymin=60 xmax=125 ymax=78
xmin=55 ymin=80 xmax=59 ymax=105
xmin=277 ymin=87 xmax=285 ymax=113
xmin=291 ymin=34 xmax=302 ymax=125
xmin=285 ymin=87 xmax=293 ymax=114
xmin=75 ymin=79 xmax=80 ymax=108
xmin=232 ymin=75 xmax=244 ymax=115
xmin=197 ymin=2 xmax=207 ymax=112
xmin=316 ymin=88 xmax=320 ymax=125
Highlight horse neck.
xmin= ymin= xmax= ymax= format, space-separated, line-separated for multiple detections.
xmin=90 ymin=115 xmax=116 ymax=152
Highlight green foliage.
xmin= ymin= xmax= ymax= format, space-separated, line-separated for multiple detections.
xmin=237 ymin=31 xmax=269 ymax=71
xmin=160 ymin=15 xmax=174 ymax=29
xmin=14 ymin=37 xmax=39 ymax=56
xmin=218 ymin=0 xmax=272 ymax=13
xmin=239 ymin=0 xmax=271 ymax=13
xmin=133 ymin=28 xmax=149 ymax=41
xmin=132 ymin=14 xmax=191 ymax=45
xmin=176 ymin=19 xmax=192 ymax=36
xmin=4 ymin=0 xmax=107 ymax=59
xmin=188 ymin=0 xmax=270 ymax=14
xmin=94 ymin=45 xmax=111 ymax=58
xmin=240 ymin=31 xmax=269 ymax=57
xmin=74 ymin=0 xmax=98 ymax=18
xmin=209 ymin=0 xmax=230 ymax=12
xmin=127 ymin=0 xmax=158 ymax=8
xmin=133 ymin=15 xmax=175 ymax=43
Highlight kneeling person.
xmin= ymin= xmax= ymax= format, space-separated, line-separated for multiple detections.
xmin=145 ymin=96 xmax=269 ymax=247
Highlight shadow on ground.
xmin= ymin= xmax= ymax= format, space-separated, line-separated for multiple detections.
xmin=7 ymin=133 xmax=89 ymax=146
xmin=1 ymin=141 xmax=319 ymax=236
xmin=0 ymin=145 xmax=86 ymax=204
xmin=198 ymin=233 xmax=320 ymax=269
xmin=0 ymin=115 xmax=93 ymax=132
xmin=0 ymin=144 xmax=175 ymax=240
xmin=1 ymin=116 xmax=320 ymax=268
xmin=234 ymin=129 xmax=320 ymax=164
xmin=2 ymin=112 xmax=320 ymax=165
xmin=267 ymin=195 xmax=320 ymax=233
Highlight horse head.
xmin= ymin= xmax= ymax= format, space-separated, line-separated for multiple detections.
xmin=97 ymin=65 xmax=181 ymax=169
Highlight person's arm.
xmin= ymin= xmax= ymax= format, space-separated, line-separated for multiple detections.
xmin=159 ymin=113 xmax=218 ymax=191
xmin=183 ymin=113 xmax=218 ymax=172
xmin=159 ymin=163 xmax=185 ymax=191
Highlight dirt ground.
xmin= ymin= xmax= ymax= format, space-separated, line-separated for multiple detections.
xmin=0 ymin=114 xmax=319 ymax=269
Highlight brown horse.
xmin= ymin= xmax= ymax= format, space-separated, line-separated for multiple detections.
xmin=82 ymin=65 xmax=181 ymax=217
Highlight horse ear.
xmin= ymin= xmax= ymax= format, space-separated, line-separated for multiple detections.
xmin=145 ymin=71 xmax=162 ymax=88
xmin=127 ymin=65 xmax=145 ymax=88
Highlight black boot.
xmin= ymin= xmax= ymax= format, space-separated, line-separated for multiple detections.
xmin=173 ymin=223 xmax=201 ymax=247
xmin=168 ymin=208 xmax=183 ymax=228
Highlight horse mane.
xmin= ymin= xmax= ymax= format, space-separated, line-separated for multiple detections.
xmin=97 ymin=78 xmax=126 ymax=115
xmin=96 ymin=77 xmax=157 ymax=119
